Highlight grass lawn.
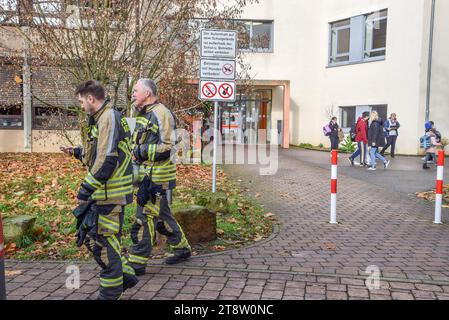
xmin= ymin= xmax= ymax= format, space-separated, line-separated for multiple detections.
xmin=0 ymin=153 xmax=274 ymax=260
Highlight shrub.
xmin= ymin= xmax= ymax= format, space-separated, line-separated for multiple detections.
xmin=339 ymin=135 xmax=356 ymax=153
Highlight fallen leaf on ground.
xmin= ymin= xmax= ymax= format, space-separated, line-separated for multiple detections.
xmin=5 ymin=270 xmax=23 ymax=277
xmin=323 ymin=243 xmax=337 ymax=250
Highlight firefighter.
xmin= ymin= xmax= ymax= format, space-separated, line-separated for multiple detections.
xmin=62 ymin=80 xmax=138 ymax=300
xmin=127 ymin=78 xmax=191 ymax=275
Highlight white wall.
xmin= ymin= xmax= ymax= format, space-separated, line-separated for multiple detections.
xmin=0 ymin=130 xmax=24 ymax=152
xmin=240 ymin=0 xmax=439 ymax=154
xmin=428 ymin=0 xmax=449 ymax=149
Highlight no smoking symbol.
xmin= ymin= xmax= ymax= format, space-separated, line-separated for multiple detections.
xmin=202 ymin=82 xmax=217 ymax=98
xmin=219 ymin=83 xmax=234 ymax=99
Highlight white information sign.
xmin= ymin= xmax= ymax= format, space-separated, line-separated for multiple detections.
xmin=200 ymin=29 xmax=237 ymax=59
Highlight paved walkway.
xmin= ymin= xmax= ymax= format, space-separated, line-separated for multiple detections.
xmin=4 ymin=149 xmax=449 ymax=300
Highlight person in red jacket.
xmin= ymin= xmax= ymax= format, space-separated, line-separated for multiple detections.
xmin=348 ymin=111 xmax=370 ymax=167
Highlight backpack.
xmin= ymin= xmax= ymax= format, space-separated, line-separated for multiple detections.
xmin=323 ymin=124 xmax=332 ymax=137
xmin=420 ymin=135 xmax=431 ymax=149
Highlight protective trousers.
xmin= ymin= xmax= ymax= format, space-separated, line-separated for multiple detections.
xmin=127 ymin=189 xmax=190 ymax=274
xmin=87 ymin=204 xmax=137 ymax=300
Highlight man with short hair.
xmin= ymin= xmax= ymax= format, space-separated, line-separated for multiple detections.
xmin=127 ymin=78 xmax=191 ymax=276
xmin=381 ymin=113 xmax=400 ymax=158
xmin=62 ymin=80 xmax=138 ymax=300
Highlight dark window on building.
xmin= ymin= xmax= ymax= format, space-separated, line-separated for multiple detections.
xmin=330 ymin=19 xmax=351 ymax=64
xmin=33 ymin=106 xmax=79 ymax=130
xmin=233 ymin=20 xmax=274 ymax=52
xmin=340 ymin=106 xmax=356 ymax=129
xmin=329 ymin=9 xmax=388 ymax=66
xmin=0 ymin=104 xmax=23 ymax=129
xmin=371 ymin=104 xmax=388 ymax=122
xmin=364 ymin=10 xmax=388 ymax=59
xmin=340 ymin=104 xmax=388 ymax=130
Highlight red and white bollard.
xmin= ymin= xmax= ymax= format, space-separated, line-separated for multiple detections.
xmin=330 ymin=150 xmax=338 ymax=224
xmin=434 ymin=150 xmax=445 ymax=224
xmin=0 ymin=214 xmax=6 ymax=300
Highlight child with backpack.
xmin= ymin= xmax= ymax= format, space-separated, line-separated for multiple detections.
xmin=422 ymin=128 xmax=442 ymax=169
xmin=324 ymin=117 xmax=340 ymax=151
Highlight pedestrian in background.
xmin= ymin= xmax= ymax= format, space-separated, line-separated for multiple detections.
xmin=348 ymin=111 xmax=370 ymax=167
xmin=381 ymin=113 xmax=400 ymax=158
xmin=328 ymin=117 xmax=340 ymax=151
xmin=423 ymin=128 xmax=442 ymax=170
xmin=368 ymin=111 xmax=390 ymax=171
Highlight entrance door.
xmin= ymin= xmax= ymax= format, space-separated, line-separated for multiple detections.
xmin=219 ymin=90 xmax=272 ymax=145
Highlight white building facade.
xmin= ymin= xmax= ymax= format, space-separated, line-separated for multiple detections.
xmin=236 ymin=0 xmax=449 ymax=155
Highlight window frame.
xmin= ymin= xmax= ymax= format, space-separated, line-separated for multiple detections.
xmin=329 ymin=19 xmax=351 ymax=65
xmin=363 ymin=9 xmax=388 ymax=62
xmin=328 ymin=9 xmax=388 ymax=67
xmin=236 ymin=19 xmax=274 ymax=53
xmin=32 ymin=105 xmax=79 ymax=130
xmin=339 ymin=104 xmax=388 ymax=131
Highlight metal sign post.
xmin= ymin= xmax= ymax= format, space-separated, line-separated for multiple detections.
xmin=199 ymin=29 xmax=238 ymax=193
xmin=212 ymin=101 xmax=219 ymax=193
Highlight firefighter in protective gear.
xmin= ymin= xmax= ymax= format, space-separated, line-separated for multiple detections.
xmin=63 ymin=80 xmax=138 ymax=300
xmin=127 ymin=78 xmax=191 ymax=275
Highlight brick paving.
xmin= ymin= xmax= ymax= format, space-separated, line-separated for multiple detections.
xmin=4 ymin=149 xmax=449 ymax=300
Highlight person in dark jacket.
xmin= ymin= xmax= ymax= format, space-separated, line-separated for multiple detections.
xmin=380 ymin=113 xmax=400 ymax=158
xmin=348 ymin=111 xmax=370 ymax=167
xmin=368 ymin=111 xmax=390 ymax=171
xmin=61 ymin=80 xmax=138 ymax=300
xmin=328 ymin=117 xmax=340 ymax=151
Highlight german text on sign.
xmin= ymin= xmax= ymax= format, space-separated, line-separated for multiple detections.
xmin=200 ymin=29 xmax=237 ymax=59
xmin=200 ymin=59 xmax=236 ymax=80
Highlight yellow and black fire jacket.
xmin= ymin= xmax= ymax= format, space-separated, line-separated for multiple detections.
xmin=132 ymin=101 xmax=177 ymax=190
xmin=74 ymin=100 xmax=133 ymax=205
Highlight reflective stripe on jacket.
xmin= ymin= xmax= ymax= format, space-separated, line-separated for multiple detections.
xmin=77 ymin=101 xmax=133 ymax=205
xmin=132 ymin=102 xmax=177 ymax=190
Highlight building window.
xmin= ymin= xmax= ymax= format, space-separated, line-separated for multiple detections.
xmin=0 ymin=0 xmax=19 ymax=25
xmin=32 ymin=0 xmax=63 ymax=26
xmin=33 ymin=106 xmax=79 ymax=130
xmin=330 ymin=19 xmax=351 ymax=64
xmin=329 ymin=9 xmax=388 ymax=66
xmin=0 ymin=104 xmax=23 ymax=129
xmin=364 ymin=10 xmax=388 ymax=59
xmin=340 ymin=106 xmax=356 ymax=129
xmin=234 ymin=20 xmax=274 ymax=52
xmin=340 ymin=105 xmax=388 ymax=130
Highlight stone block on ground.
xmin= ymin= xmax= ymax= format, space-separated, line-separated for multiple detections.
xmin=3 ymin=215 xmax=36 ymax=243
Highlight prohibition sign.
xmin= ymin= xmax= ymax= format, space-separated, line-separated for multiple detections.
xmin=219 ymin=83 xmax=234 ymax=99
xmin=222 ymin=63 xmax=234 ymax=75
xmin=202 ymin=82 xmax=217 ymax=98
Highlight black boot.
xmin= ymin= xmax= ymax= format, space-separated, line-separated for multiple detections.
xmin=123 ymin=274 xmax=139 ymax=291
xmin=165 ymin=248 xmax=191 ymax=265
xmin=130 ymin=265 xmax=146 ymax=276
